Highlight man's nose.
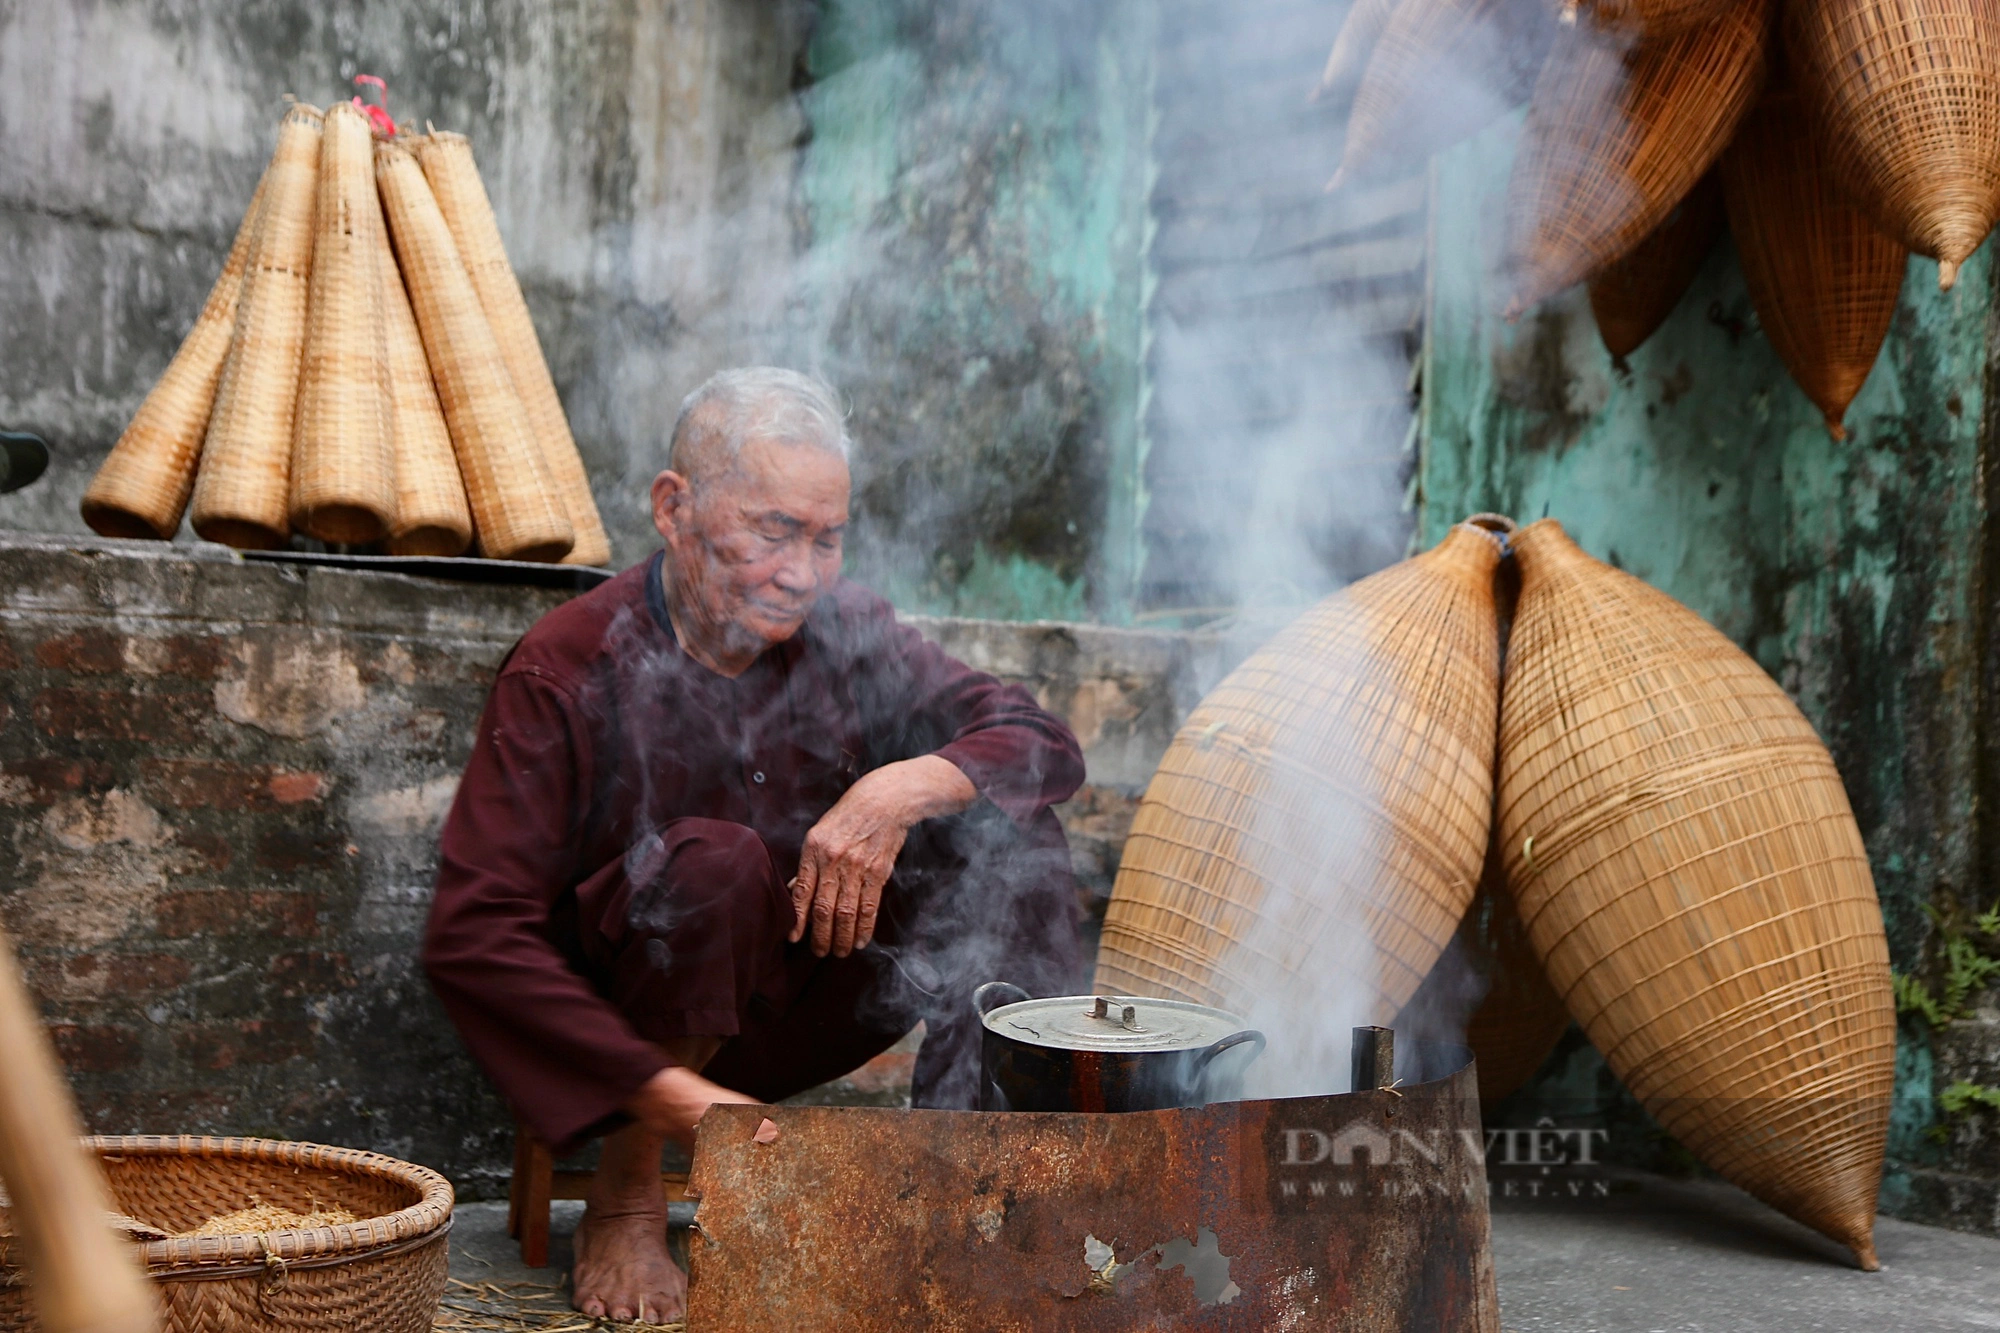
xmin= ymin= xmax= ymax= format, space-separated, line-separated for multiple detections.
xmin=770 ymin=545 xmax=818 ymax=594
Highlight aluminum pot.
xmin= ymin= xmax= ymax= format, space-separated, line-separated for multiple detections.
xmin=974 ymin=982 xmax=1266 ymax=1112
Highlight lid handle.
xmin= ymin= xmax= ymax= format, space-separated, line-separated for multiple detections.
xmin=1089 ymin=996 xmax=1143 ymax=1031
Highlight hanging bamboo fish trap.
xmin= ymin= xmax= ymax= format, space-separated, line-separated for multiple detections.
xmin=1497 ymin=520 xmax=1894 ymax=1269
xmin=1459 ymin=877 xmax=1571 ymax=1107
xmin=1094 ymin=518 xmax=1507 ymax=1030
xmin=1721 ymin=90 xmax=1906 ymax=439
xmin=1788 ymin=0 xmax=2000 ymax=290
xmin=1335 ymin=0 xmax=1552 ymax=187
xmin=1506 ymin=3 xmax=1769 ymax=316
xmin=289 ymin=102 xmax=396 ymax=546
xmin=375 ymin=139 xmax=572 ymax=564
xmin=189 ymin=103 xmax=323 ymax=551
xmin=80 ymin=162 xmax=274 ymax=541
xmin=414 ymin=132 xmax=610 ymax=566
xmin=1586 ymin=171 xmax=1723 ymax=359
xmin=376 ymin=203 xmax=472 ymax=557
xmin=1313 ymin=0 xmax=1401 ymax=117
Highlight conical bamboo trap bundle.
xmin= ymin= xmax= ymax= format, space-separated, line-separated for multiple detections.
xmin=1313 ymin=0 xmax=1401 ymax=117
xmin=1721 ymin=90 xmax=1906 ymax=439
xmin=190 ymin=103 xmax=323 ymax=551
xmin=1498 ymin=520 xmax=1894 ymax=1269
xmin=80 ymin=163 xmax=273 ymax=541
xmin=1506 ymin=3 xmax=1769 ymax=315
xmin=290 ymin=101 xmax=396 ymax=546
xmin=376 ymin=138 xmax=573 ymax=564
xmin=1587 ymin=171 xmax=1723 ymax=359
xmin=376 ymin=200 xmax=473 ymax=557
xmin=1094 ymin=519 xmax=1506 ymax=1030
xmin=1787 ymin=0 xmax=2000 ymax=290
xmin=414 ymin=132 xmax=609 ymax=566
xmin=1335 ymin=0 xmax=1553 ymax=187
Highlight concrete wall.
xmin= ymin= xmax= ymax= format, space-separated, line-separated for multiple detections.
xmin=1419 ymin=117 xmax=2000 ymax=1234
xmin=0 ymin=535 xmax=1224 ymax=1195
xmin=0 ymin=0 xmax=1154 ymax=620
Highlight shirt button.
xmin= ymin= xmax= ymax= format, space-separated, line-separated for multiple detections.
xmin=752 ymin=771 xmax=766 ymax=784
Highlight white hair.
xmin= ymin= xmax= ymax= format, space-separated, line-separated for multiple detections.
xmin=668 ymin=367 xmax=851 ymax=484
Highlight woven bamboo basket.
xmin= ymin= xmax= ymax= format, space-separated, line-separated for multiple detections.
xmin=1506 ymin=4 xmax=1769 ymax=316
xmin=375 ymin=138 xmax=572 ymax=563
xmin=376 ymin=202 xmax=472 ymax=556
xmin=289 ymin=102 xmax=395 ymax=546
xmin=1721 ymin=90 xmax=1905 ymax=438
xmin=190 ymin=104 xmax=323 ymax=551
xmin=1573 ymin=0 xmax=1740 ymax=37
xmin=1498 ymin=520 xmax=1895 ymax=1269
xmin=414 ymin=132 xmax=609 ymax=566
xmin=1788 ymin=0 xmax=2000 ymax=290
xmin=1459 ymin=878 xmax=1571 ymax=1107
xmin=0 ymin=1136 xmax=451 ymax=1332
xmin=1336 ymin=0 xmax=1552 ymax=187
xmin=1314 ymin=0 xmax=1401 ymax=116
xmin=80 ymin=162 xmax=274 ymax=541
xmin=1586 ymin=171 xmax=1723 ymax=359
xmin=1094 ymin=518 xmax=1506 ymax=1031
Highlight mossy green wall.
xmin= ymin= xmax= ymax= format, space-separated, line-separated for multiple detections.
xmin=1418 ymin=116 xmax=1998 ymax=1225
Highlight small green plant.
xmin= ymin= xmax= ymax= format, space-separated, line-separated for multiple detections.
xmin=1940 ymin=1082 xmax=2000 ymax=1117
xmin=1899 ymin=903 xmax=2000 ymax=1138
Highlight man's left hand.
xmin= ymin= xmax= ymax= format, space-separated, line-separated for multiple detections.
xmin=791 ymin=755 xmax=976 ymax=957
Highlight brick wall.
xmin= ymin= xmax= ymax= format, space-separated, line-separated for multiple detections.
xmin=0 ymin=535 xmax=1226 ymax=1194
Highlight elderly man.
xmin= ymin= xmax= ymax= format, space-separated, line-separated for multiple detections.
xmin=424 ymin=367 xmax=1086 ymax=1321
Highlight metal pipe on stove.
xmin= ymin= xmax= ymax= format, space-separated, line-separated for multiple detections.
xmin=1351 ymin=1025 xmax=1394 ymax=1091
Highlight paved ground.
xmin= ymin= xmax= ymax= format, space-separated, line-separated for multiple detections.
xmin=443 ymin=1174 xmax=2000 ymax=1330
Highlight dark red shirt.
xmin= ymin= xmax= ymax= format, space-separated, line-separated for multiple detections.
xmin=425 ymin=555 xmax=1085 ymax=1147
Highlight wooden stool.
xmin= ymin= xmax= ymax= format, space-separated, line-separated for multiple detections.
xmin=506 ymin=1123 xmax=692 ymax=1268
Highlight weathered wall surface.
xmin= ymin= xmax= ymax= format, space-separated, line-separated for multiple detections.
xmin=0 ymin=0 xmax=1154 ymax=619
xmin=1419 ymin=117 xmax=2000 ymax=1233
xmin=0 ymin=535 xmax=1220 ymax=1194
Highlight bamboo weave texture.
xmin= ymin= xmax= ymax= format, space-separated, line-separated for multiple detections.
xmin=1587 ymin=171 xmax=1723 ymax=359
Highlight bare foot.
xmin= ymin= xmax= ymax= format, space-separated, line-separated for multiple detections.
xmin=572 ymin=1206 xmax=685 ymax=1324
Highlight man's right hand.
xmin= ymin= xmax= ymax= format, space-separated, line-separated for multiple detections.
xmin=624 ymin=1065 xmax=762 ymax=1150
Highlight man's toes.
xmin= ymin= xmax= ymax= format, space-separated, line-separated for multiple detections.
xmin=610 ymin=1305 xmax=635 ymax=1322
xmin=579 ymin=1297 xmax=605 ymax=1318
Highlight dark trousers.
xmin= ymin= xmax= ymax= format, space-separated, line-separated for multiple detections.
xmin=572 ymin=807 xmax=1083 ymax=1109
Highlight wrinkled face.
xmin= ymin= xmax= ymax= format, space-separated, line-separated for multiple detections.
xmin=653 ymin=434 xmax=850 ymax=659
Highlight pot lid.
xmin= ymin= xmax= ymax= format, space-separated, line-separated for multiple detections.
xmin=981 ymin=994 xmax=1249 ymax=1053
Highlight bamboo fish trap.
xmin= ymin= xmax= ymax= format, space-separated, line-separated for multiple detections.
xmin=375 ymin=139 xmax=573 ymax=564
xmin=1094 ymin=518 xmax=1507 ymax=1031
xmin=80 ymin=164 xmax=273 ymax=541
xmin=1335 ymin=0 xmax=1552 ymax=187
xmin=1313 ymin=0 xmax=1401 ymax=117
xmin=1506 ymin=4 xmax=1769 ymax=316
xmin=189 ymin=104 xmax=323 ymax=551
xmin=1721 ymin=90 xmax=1906 ymax=439
xmin=1571 ymin=0 xmax=1742 ymax=37
xmin=1788 ymin=0 xmax=2000 ymax=290
xmin=289 ymin=102 xmax=396 ymax=546
xmin=1497 ymin=520 xmax=1895 ymax=1269
xmin=1459 ymin=877 xmax=1571 ymax=1107
xmin=376 ymin=206 xmax=473 ymax=557
xmin=1587 ymin=171 xmax=1723 ymax=359
xmin=414 ymin=132 xmax=609 ymax=566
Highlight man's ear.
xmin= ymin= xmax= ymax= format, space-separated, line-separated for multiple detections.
xmin=652 ymin=470 xmax=693 ymax=541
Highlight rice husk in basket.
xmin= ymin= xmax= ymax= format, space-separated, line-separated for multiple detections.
xmin=1720 ymin=89 xmax=1906 ymax=439
xmin=1094 ymin=518 xmax=1507 ymax=1052
xmin=414 ymin=132 xmax=609 ymax=566
xmin=1498 ymin=519 xmax=1894 ymax=1270
xmin=1787 ymin=0 xmax=2000 ymax=290
xmin=190 ymin=103 xmax=324 ymax=550
xmin=375 ymin=137 xmax=572 ymax=563
xmin=290 ymin=101 xmax=396 ymax=545
xmin=1586 ymin=171 xmax=1723 ymax=359
xmin=81 ymin=159 xmax=273 ymax=540
xmin=376 ymin=196 xmax=472 ymax=556
xmin=1506 ymin=3 xmax=1769 ymax=316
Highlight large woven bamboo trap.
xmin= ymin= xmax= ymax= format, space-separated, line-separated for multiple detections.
xmin=1497 ymin=520 xmax=1895 ymax=1269
xmin=0 ymin=1136 xmax=452 ymax=1332
xmin=1788 ymin=0 xmax=2000 ymax=290
xmin=1721 ymin=89 xmax=1907 ymax=438
xmin=1457 ymin=875 xmax=1572 ymax=1108
xmin=1586 ymin=170 xmax=1723 ymax=359
xmin=1094 ymin=518 xmax=1507 ymax=1037
xmin=85 ymin=96 xmax=599 ymax=566
xmin=1505 ymin=1 xmax=1769 ymax=315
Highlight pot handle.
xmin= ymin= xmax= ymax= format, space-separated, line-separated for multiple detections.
xmin=1190 ymin=1029 xmax=1266 ymax=1082
xmin=974 ymin=981 xmax=1032 ymax=1017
